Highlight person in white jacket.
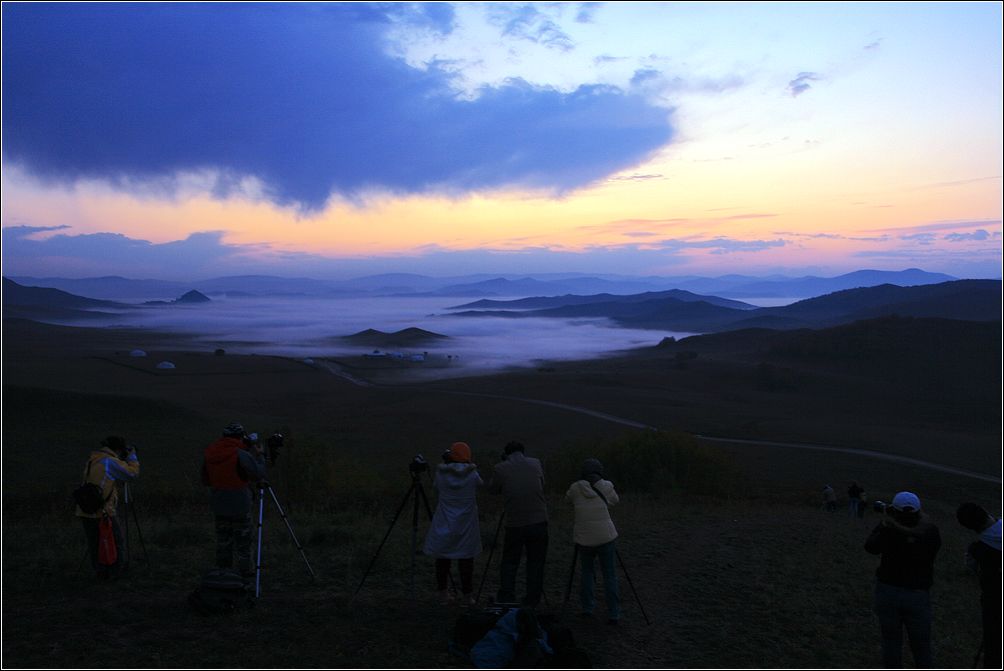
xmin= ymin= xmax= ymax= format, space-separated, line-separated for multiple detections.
xmin=565 ymin=458 xmax=620 ymax=623
xmin=423 ymin=442 xmax=483 ymax=605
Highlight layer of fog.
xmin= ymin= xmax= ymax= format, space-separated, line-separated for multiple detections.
xmin=99 ymin=296 xmax=695 ymax=376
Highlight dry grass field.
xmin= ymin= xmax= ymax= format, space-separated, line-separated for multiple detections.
xmin=1 ymin=316 xmax=1000 ymax=668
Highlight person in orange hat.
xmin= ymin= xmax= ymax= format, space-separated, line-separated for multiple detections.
xmin=423 ymin=441 xmax=483 ymax=605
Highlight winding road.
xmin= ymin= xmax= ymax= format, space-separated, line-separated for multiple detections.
xmin=314 ymin=358 xmax=1001 ymax=485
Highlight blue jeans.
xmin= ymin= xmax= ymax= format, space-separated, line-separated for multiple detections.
xmin=498 ymin=522 xmax=548 ymax=606
xmin=874 ymin=581 xmax=933 ymax=668
xmin=579 ymin=541 xmax=619 ymax=621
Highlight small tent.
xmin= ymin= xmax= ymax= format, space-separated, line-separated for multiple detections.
xmin=156 ymin=361 xmax=176 ymax=370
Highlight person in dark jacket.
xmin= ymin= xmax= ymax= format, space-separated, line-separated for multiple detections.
xmin=489 ymin=441 xmax=548 ymax=606
xmin=864 ymin=491 xmax=941 ymax=668
xmin=201 ymin=422 xmax=266 ymax=576
xmin=956 ymin=502 xmax=1002 ymax=668
xmin=848 ymin=481 xmax=864 ymax=518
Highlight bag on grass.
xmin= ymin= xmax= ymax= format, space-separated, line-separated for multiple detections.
xmin=450 ymin=606 xmax=507 ymax=660
xmin=187 ymin=568 xmax=254 ymax=615
xmin=97 ymin=516 xmax=118 ymax=566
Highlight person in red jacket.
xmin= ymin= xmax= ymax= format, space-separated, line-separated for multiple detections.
xmin=201 ymin=422 xmax=265 ymax=576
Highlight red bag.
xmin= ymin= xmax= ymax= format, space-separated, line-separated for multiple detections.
xmin=98 ymin=516 xmax=118 ymax=566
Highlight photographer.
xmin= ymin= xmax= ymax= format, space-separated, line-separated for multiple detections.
xmin=423 ymin=442 xmax=483 ymax=605
xmin=201 ymin=422 xmax=265 ymax=577
xmin=565 ymin=458 xmax=620 ymax=624
xmin=489 ymin=441 xmax=548 ymax=607
xmin=956 ymin=502 xmax=1002 ymax=668
xmin=864 ymin=491 xmax=941 ymax=668
xmin=74 ymin=436 xmax=140 ymax=579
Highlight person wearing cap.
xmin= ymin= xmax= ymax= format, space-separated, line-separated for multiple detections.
xmin=75 ymin=436 xmax=140 ymax=578
xmin=489 ymin=441 xmax=549 ymax=606
xmin=864 ymin=491 xmax=942 ymax=668
xmin=423 ymin=442 xmax=483 ymax=605
xmin=201 ymin=422 xmax=265 ymax=576
xmin=565 ymin=458 xmax=621 ymax=624
xmin=956 ymin=502 xmax=1002 ymax=668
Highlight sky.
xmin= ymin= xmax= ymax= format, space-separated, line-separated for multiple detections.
xmin=2 ymin=1 xmax=1002 ymax=281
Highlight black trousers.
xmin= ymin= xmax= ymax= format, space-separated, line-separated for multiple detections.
xmin=435 ymin=557 xmax=474 ymax=593
xmin=498 ymin=521 xmax=548 ymax=606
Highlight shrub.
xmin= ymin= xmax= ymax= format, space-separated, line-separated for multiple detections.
xmin=545 ymin=430 xmax=746 ymax=499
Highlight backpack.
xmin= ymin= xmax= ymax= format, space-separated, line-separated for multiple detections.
xmin=187 ymin=568 xmax=255 ymax=615
xmin=450 ymin=606 xmax=507 ymax=660
xmin=73 ymin=459 xmax=110 ymax=514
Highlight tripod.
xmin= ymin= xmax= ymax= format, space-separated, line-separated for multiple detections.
xmin=254 ymin=480 xmax=315 ymax=598
xmin=354 ymin=460 xmax=446 ymax=602
xmin=562 ymin=543 xmax=650 ymax=625
xmin=121 ymin=482 xmax=149 ymax=568
xmin=75 ymin=482 xmax=146 ymax=577
xmin=475 ymin=509 xmax=506 ymax=604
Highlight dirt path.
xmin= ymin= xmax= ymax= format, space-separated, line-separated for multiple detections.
xmin=314 ymin=362 xmax=1000 ymax=485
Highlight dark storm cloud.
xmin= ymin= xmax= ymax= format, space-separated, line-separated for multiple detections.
xmin=1 ymin=3 xmax=672 ymax=210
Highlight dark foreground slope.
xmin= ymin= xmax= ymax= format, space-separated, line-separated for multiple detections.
xmin=1 ymin=314 xmax=999 ymax=668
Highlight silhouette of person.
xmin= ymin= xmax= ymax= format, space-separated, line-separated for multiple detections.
xmin=865 ymin=491 xmax=941 ymax=668
xmin=956 ymin=502 xmax=1002 ymax=668
xmin=489 ymin=441 xmax=548 ymax=606
xmin=848 ymin=481 xmax=863 ymax=518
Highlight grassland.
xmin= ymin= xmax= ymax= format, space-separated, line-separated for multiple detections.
xmin=1 ymin=315 xmax=1000 ymax=668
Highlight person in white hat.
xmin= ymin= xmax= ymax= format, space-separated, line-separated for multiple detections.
xmin=864 ymin=491 xmax=942 ymax=668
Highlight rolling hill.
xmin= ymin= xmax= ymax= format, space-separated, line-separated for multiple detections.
xmin=339 ymin=327 xmax=450 ymax=348
xmin=449 ymin=280 xmax=1002 ymax=333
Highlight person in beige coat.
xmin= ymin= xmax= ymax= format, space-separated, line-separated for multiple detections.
xmin=565 ymin=458 xmax=620 ymax=623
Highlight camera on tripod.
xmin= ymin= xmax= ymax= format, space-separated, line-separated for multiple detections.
xmin=409 ymin=454 xmax=429 ymax=474
xmin=242 ymin=432 xmax=284 ymax=466
xmin=266 ymin=433 xmax=283 ymax=466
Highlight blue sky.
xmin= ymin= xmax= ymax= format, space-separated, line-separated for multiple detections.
xmin=2 ymin=2 xmax=1001 ymax=280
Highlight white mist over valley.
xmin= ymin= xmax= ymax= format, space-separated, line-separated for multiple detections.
xmin=98 ymin=295 xmax=695 ymax=375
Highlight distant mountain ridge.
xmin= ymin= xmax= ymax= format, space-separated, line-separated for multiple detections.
xmin=451 ymin=280 xmax=1002 ymax=333
xmin=450 ymin=289 xmax=755 ymax=311
xmin=7 ymin=268 xmax=961 ymax=302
